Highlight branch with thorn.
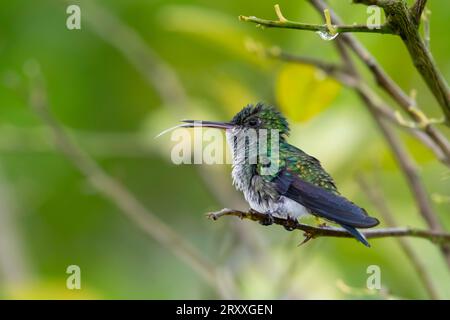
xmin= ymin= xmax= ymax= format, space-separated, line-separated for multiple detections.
xmin=239 ymin=4 xmax=393 ymax=34
xmin=207 ymin=208 xmax=450 ymax=245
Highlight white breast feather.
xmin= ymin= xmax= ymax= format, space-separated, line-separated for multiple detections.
xmin=226 ymin=130 xmax=310 ymax=220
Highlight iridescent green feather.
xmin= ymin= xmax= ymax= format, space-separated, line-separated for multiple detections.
xmin=257 ymin=143 xmax=337 ymax=195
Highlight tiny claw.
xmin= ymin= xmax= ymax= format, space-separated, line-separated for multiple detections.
xmin=283 ymin=217 xmax=298 ymax=231
xmin=259 ymin=213 xmax=274 ymax=226
xmin=206 ymin=212 xmax=218 ymax=220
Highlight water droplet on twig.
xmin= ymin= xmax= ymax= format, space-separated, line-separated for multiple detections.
xmin=316 ymin=30 xmax=339 ymax=41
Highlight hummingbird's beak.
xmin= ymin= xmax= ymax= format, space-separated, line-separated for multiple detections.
xmin=181 ymin=120 xmax=234 ymax=130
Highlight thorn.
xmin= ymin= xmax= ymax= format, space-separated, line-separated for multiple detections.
xmin=298 ymin=232 xmax=314 ymax=246
xmin=274 ymin=4 xmax=287 ymax=23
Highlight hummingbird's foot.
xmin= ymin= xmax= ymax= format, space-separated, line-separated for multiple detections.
xmin=283 ymin=216 xmax=298 ymax=231
xmin=258 ymin=212 xmax=274 ymax=226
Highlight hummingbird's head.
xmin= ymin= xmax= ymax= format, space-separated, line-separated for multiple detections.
xmin=230 ymin=103 xmax=289 ymax=138
xmin=181 ymin=103 xmax=289 ymax=139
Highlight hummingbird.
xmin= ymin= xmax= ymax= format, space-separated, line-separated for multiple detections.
xmin=182 ymin=103 xmax=379 ymax=247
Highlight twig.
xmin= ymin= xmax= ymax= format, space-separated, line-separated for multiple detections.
xmin=410 ymin=0 xmax=428 ymax=26
xmin=207 ymin=208 xmax=450 ymax=244
xmin=364 ymin=105 xmax=450 ymax=267
xmin=254 ymin=0 xmax=450 ymax=267
xmin=323 ymin=8 xmax=337 ymax=35
xmin=335 ymin=29 xmax=450 ymax=268
xmin=308 ymin=0 xmax=450 ymax=165
xmin=307 ymin=0 xmax=450 ymax=267
xmin=357 ymin=176 xmax=439 ymax=300
xmin=250 ymin=43 xmax=449 ymax=166
xmin=332 ymin=34 xmax=450 ymax=265
xmin=353 ymin=0 xmax=450 ymax=121
xmin=242 ymin=0 xmax=450 ymax=164
xmin=239 ymin=4 xmax=393 ymax=34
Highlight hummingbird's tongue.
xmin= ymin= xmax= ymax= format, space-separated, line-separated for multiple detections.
xmin=154 ymin=123 xmax=193 ymax=138
xmin=154 ymin=120 xmax=233 ymax=138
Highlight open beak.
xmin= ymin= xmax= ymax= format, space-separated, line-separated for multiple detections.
xmin=181 ymin=120 xmax=234 ymax=130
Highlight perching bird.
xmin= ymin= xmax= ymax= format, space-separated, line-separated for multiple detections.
xmin=182 ymin=103 xmax=379 ymax=247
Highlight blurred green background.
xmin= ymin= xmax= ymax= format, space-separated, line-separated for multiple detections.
xmin=0 ymin=0 xmax=449 ymax=299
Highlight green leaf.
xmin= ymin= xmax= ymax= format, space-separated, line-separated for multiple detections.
xmin=275 ymin=64 xmax=341 ymax=122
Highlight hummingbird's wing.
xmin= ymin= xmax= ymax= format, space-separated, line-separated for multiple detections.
xmin=273 ymin=168 xmax=379 ymax=228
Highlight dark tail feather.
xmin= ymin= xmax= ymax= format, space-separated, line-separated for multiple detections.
xmin=341 ymin=224 xmax=371 ymax=247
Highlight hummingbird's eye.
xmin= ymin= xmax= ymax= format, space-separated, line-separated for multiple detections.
xmin=247 ymin=118 xmax=260 ymax=127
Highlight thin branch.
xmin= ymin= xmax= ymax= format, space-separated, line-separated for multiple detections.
xmin=260 ymin=46 xmax=344 ymax=75
xmin=251 ymin=44 xmax=449 ymax=166
xmin=410 ymin=0 xmax=428 ymax=25
xmin=357 ymin=176 xmax=439 ymax=300
xmin=335 ymin=32 xmax=450 ymax=268
xmin=290 ymin=1 xmax=450 ymax=267
xmin=308 ymin=0 xmax=450 ymax=164
xmin=207 ymin=208 xmax=450 ymax=244
xmin=242 ymin=0 xmax=450 ymax=164
xmin=364 ymin=103 xmax=450 ymax=267
xmin=330 ymin=37 xmax=444 ymax=235
xmin=370 ymin=113 xmax=440 ymax=229
xmin=239 ymin=4 xmax=393 ymax=34
xmin=247 ymin=39 xmax=450 ymax=266
xmin=353 ymin=0 xmax=450 ymax=121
